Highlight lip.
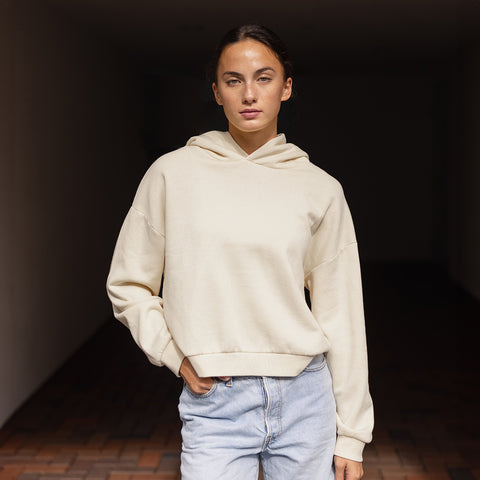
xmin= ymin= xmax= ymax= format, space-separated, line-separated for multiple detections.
xmin=240 ymin=109 xmax=261 ymax=119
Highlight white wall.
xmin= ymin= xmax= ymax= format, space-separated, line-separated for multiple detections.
xmin=0 ymin=0 xmax=146 ymax=426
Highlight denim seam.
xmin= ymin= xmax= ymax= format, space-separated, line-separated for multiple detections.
xmin=274 ymin=379 xmax=283 ymax=438
xmin=303 ymin=355 xmax=327 ymax=373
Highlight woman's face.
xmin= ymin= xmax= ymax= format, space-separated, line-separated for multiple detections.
xmin=212 ymin=39 xmax=292 ymax=139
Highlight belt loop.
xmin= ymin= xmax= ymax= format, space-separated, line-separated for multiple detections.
xmin=226 ymin=377 xmax=233 ymax=387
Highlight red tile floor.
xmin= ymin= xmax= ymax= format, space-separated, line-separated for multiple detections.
xmin=0 ymin=263 xmax=479 ymax=479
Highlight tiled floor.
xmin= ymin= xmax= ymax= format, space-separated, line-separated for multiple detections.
xmin=0 ymin=263 xmax=478 ymax=479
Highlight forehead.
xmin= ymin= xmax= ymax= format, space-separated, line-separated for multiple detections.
xmin=218 ymin=39 xmax=281 ymax=71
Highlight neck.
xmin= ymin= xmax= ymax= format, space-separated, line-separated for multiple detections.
xmin=228 ymin=123 xmax=278 ymax=155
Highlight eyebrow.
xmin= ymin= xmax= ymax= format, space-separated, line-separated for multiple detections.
xmin=221 ymin=67 xmax=275 ymax=78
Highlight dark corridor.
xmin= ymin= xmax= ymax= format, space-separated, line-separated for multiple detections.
xmin=2 ymin=1 xmax=480 ymax=479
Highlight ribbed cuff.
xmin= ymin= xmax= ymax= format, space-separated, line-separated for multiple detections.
xmin=160 ymin=339 xmax=185 ymax=377
xmin=334 ymin=435 xmax=365 ymax=462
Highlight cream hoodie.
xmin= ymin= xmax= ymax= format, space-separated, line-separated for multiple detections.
xmin=106 ymin=130 xmax=374 ymax=461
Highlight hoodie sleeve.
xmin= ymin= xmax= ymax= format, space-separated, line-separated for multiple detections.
xmin=304 ymin=182 xmax=374 ymax=462
xmin=106 ymin=161 xmax=185 ymax=376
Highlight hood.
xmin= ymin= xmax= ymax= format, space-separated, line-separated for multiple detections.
xmin=186 ymin=130 xmax=310 ymax=169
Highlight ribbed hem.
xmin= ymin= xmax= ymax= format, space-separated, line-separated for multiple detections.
xmin=160 ymin=339 xmax=185 ymax=377
xmin=188 ymin=352 xmax=315 ymax=378
xmin=334 ymin=435 xmax=366 ymax=462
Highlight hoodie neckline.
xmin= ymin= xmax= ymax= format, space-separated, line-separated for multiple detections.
xmin=224 ymin=131 xmax=287 ymax=158
xmin=186 ymin=130 xmax=309 ymax=169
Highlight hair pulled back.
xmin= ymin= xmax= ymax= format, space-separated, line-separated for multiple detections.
xmin=206 ymin=24 xmax=293 ymax=84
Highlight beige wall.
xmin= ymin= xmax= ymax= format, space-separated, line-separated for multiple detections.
xmin=0 ymin=0 xmax=146 ymax=426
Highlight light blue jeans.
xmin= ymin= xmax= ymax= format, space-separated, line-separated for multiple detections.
xmin=178 ymin=354 xmax=336 ymax=479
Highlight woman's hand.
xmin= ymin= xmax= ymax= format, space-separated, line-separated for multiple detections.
xmin=334 ymin=455 xmax=364 ymax=480
xmin=179 ymin=357 xmax=230 ymax=395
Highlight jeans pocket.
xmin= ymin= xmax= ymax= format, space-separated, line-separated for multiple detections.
xmin=184 ymin=379 xmax=218 ymax=398
xmin=302 ymin=354 xmax=327 ymax=373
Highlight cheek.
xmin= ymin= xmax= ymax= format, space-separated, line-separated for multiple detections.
xmin=215 ymin=89 xmax=225 ymax=105
xmin=220 ymin=93 xmax=238 ymax=112
xmin=265 ymin=89 xmax=284 ymax=109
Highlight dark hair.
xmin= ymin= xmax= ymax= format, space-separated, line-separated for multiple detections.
xmin=206 ymin=24 xmax=293 ymax=84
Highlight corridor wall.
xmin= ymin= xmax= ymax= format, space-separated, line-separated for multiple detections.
xmin=0 ymin=0 xmax=146 ymax=426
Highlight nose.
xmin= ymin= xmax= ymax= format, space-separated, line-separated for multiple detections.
xmin=242 ymin=82 xmax=257 ymax=104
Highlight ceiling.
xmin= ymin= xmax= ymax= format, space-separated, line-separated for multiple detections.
xmin=45 ymin=0 xmax=480 ymax=70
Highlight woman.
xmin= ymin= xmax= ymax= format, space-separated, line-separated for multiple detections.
xmin=106 ymin=24 xmax=374 ymax=480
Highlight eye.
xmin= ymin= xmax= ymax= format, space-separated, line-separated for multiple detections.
xmin=258 ymin=76 xmax=272 ymax=83
xmin=226 ymin=79 xmax=240 ymax=86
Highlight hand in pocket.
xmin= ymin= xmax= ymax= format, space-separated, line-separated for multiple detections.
xmin=179 ymin=357 xmax=230 ymax=395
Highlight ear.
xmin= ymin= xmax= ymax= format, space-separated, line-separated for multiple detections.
xmin=212 ymin=82 xmax=223 ymax=105
xmin=281 ymin=77 xmax=293 ymax=102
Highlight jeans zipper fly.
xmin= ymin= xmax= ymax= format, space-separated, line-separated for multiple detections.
xmin=262 ymin=376 xmax=272 ymax=450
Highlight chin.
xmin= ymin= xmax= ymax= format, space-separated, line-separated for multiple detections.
xmin=232 ymin=121 xmax=270 ymax=134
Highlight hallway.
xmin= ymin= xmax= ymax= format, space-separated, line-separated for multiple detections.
xmin=0 ymin=263 xmax=478 ymax=480
xmin=2 ymin=1 xmax=480 ymax=479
